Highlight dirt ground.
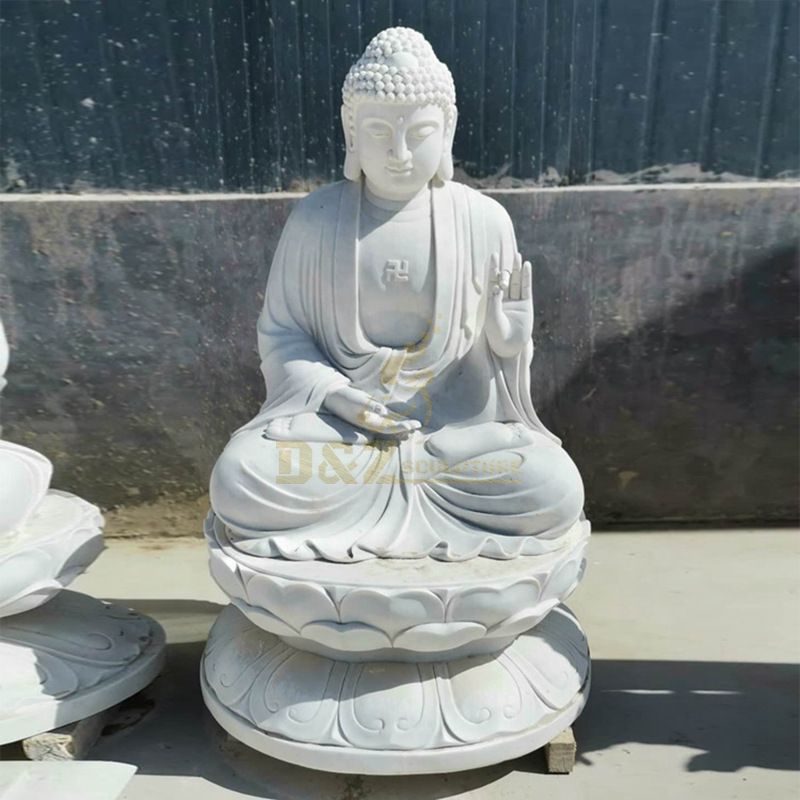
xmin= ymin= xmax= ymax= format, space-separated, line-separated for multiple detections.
xmin=103 ymin=495 xmax=210 ymax=540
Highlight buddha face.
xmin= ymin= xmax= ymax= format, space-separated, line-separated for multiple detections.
xmin=353 ymin=102 xmax=446 ymax=200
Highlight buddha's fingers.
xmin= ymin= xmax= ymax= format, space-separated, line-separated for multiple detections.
xmin=522 ymin=260 xmax=532 ymax=301
xmin=489 ymin=252 xmax=513 ymax=299
xmin=488 ymin=252 xmax=500 ymax=292
xmin=396 ymin=419 xmax=422 ymax=436
xmin=373 ymin=418 xmax=419 ymax=437
xmin=359 ymin=411 xmax=388 ymax=432
xmin=357 ymin=409 xmax=415 ymax=436
xmin=490 ymin=276 xmax=505 ymax=310
xmin=380 ymin=411 xmax=422 ymax=432
xmin=509 ymin=253 xmax=522 ymax=301
xmin=499 ymin=269 xmax=512 ymax=300
xmin=489 ymin=251 xmax=500 ymax=273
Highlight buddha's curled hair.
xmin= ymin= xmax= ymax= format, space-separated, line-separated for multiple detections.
xmin=342 ymin=27 xmax=457 ymax=134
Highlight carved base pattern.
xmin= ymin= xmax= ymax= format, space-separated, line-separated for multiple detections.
xmin=0 ymin=590 xmax=166 ymax=745
xmin=207 ymin=514 xmax=590 ymax=659
xmin=0 ymin=491 xmax=104 ymax=618
xmin=201 ymin=603 xmax=589 ymax=774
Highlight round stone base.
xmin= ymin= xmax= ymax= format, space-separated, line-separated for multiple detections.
xmin=0 ymin=590 xmax=166 ymax=745
xmin=201 ymin=603 xmax=590 ymax=775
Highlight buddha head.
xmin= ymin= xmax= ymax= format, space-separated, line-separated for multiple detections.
xmin=341 ymin=27 xmax=457 ymax=199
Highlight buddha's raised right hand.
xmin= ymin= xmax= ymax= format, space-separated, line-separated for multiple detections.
xmin=485 ymin=251 xmax=534 ymax=359
xmin=323 ymin=384 xmax=421 ymax=438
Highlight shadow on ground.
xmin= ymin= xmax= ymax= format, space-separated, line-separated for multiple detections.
xmin=575 ymin=659 xmax=799 ymax=773
xmin=74 ymin=599 xmax=800 ymax=799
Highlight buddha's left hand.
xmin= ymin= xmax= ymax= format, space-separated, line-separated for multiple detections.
xmin=485 ymin=251 xmax=533 ymax=358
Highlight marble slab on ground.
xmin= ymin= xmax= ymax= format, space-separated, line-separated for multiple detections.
xmin=0 ymin=762 xmax=135 ymax=800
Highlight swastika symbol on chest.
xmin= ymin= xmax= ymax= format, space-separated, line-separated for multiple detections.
xmin=383 ymin=259 xmax=410 ymax=284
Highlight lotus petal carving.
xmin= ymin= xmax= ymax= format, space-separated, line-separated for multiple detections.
xmin=245 ymin=574 xmax=338 ymax=633
xmin=446 ymin=578 xmax=541 ymax=627
xmin=301 ymin=621 xmax=392 ymax=652
xmin=339 ymin=589 xmax=444 ymax=639
xmin=202 ymin=604 xmax=589 ymax=750
xmin=0 ymin=591 xmax=162 ymax=720
xmin=0 ymin=492 xmax=104 ymax=618
xmin=393 ymin=622 xmax=485 ymax=652
xmin=205 ymin=514 xmax=590 ymax=657
xmin=340 ymin=661 xmax=440 ymax=749
xmin=0 ymin=441 xmax=52 ymax=535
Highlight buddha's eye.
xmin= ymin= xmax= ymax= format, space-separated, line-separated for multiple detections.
xmin=365 ymin=122 xmax=391 ymax=139
xmin=409 ymin=123 xmax=438 ymax=140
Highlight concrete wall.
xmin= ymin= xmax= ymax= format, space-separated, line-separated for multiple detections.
xmin=1 ymin=182 xmax=797 ymax=526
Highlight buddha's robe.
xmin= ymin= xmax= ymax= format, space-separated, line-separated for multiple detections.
xmin=210 ymin=179 xmax=584 ymax=561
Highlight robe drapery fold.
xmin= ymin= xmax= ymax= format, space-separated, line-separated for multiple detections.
xmin=237 ymin=179 xmax=557 ymax=439
xmin=212 ymin=179 xmax=583 ymax=562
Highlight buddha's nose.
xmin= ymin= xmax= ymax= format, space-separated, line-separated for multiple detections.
xmin=389 ymin=132 xmax=411 ymax=166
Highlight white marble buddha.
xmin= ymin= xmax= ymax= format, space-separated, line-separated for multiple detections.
xmin=210 ymin=28 xmax=584 ymax=562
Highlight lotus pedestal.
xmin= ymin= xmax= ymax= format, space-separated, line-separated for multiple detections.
xmin=201 ymin=515 xmax=591 ymax=774
xmin=0 ymin=492 xmax=166 ymax=746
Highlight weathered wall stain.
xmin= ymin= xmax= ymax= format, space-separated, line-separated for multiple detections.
xmin=1 ymin=184 xmax=797 ymax=526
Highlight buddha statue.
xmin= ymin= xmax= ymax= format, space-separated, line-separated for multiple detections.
xmin=209 ymin=26 xmax=585 ymax=562
xmin=202 ymin=29 xmax=591 ymax=773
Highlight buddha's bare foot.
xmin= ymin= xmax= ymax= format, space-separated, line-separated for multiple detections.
xmin=424 ymin=421 xmax=538 ymax=467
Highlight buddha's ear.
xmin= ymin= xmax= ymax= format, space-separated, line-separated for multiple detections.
xmin=436 ymin=108 xmax=457 ymax=183
xmin=341 ymin=105 xmax=361 ymax=181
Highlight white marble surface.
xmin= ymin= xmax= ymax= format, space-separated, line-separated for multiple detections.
xmin=0 ymin=317 xmax=53 ymax=536
xmin=206 ymin=513 xmax=589 ymax=660
xmin=0 ymin=590 xmax=165 ymax=745
xmin=0 ymin=491 xmax=104 ymax=617
xmin=0 ymin=440 xmax=52 ymax=537
xmin=201 ymin=604 xmax=589 ymax=773
xmin=0 ymin=762 xmax=136 ymax=800
xmin=0 ymin=315 xmax=8 ymax=396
